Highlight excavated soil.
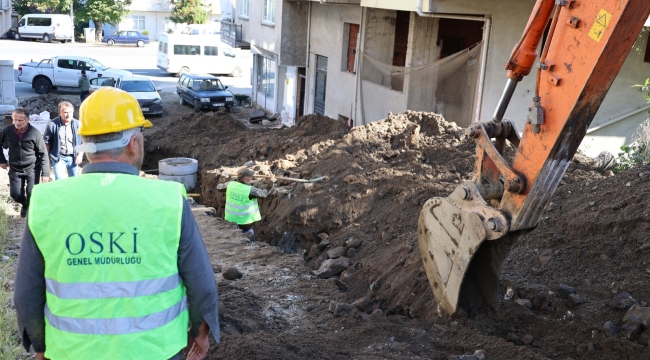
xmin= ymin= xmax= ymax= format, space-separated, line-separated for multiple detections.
xmin=10 ymin=93 xmax=650 ymax=359
xmin=147 ymin=99 xmax=650 ymax=359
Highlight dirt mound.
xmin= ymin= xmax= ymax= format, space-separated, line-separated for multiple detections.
xmin=19 ymin=94 xmax=82 ymax=118
xmin=146 ymin=106 xmax=650 ymax=359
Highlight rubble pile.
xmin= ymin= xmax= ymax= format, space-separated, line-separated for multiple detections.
xmin=147 ymin=107 xmax=650 ymax=359
xmin=19 ymin=94 xmax=81 ymax=118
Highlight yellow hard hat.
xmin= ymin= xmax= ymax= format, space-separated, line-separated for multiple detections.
xmin=78 ymin=87 xmax=153 ymax=136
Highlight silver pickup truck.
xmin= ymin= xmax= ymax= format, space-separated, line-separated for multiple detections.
xmin=18 ymin=56 xmax=132 ymax=94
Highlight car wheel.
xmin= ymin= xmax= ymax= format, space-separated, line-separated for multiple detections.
xmin=230 ymin=67 xmax=242 ymax=77
xmin=244 ymin=98 xmax=252 ymax=107
xmin=43 ymin=34 xmax=51 ymax=43
xmin=178 ymin=94 xmax=185 ymax=105
xmin=107 ymin=39 xmax=115 ymax=46
xmin=226 ymin=106 xmax=232 ymax=113
xmin=60 ymin=40 xmax=66 ymax=43
xmin=34 ymin=78 xmax=52 ymax=94
xmin=193 ymin=99 xmax=201 ymax=113
xmin=177 ymin=67 xmax=190 ymax=77
xmin=14 ymin=33 xmax=21 ymax=41
xmin=137 ymin=40 xmax=144 ymax=47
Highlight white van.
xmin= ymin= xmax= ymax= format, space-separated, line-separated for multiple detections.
xmin=156 ymin=33 xmax=249 ymax=77
xmin=15 ymin=14 xmax=73 ymax=43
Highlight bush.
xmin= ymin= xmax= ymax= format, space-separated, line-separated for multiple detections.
xmin=142 ymin=30 xmax=149 ymax=36
xmin=616 ymin=80 xmax=650 ymax=171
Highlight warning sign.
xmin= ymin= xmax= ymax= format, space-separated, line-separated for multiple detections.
xmin=588 ymin=9 xmax=613 ymax=42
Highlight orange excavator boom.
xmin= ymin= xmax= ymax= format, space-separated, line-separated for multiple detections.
xmin=418 ymin=0 xmax=650 ymax=316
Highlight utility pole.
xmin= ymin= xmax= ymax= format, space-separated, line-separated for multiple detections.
xmin=70 ymin=0 xmax=75 ymax=43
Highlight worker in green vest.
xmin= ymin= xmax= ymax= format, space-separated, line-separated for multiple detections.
xmin=224 ymin=167 xmax=274 ymax=242
xmin=13 ymin=87 xmax=219 ymax=360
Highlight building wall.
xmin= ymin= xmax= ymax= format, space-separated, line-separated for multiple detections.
xmin=307 ymin=4 xmax=362 ymax=121
xmin=280 ymin=1 xmax=308 ymax=66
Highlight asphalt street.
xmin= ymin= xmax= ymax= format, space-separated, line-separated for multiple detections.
xmin=0 ymin=38 xmax=253 ymax=98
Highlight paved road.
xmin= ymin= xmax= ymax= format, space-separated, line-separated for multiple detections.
xmin=0 ymin=39 xmax=253 ymax=98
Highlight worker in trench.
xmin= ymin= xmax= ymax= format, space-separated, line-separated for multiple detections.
xmin=222 ymin=167 xmax=275 ymax=242
xmin=13 ymin=87 xmax=219 ymax=360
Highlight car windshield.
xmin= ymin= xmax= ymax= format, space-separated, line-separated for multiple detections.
xmin=87 ymin=59 xmax=108 ymax=71
xmin=121 ymin=80 xmax=156 ymax=92
xmin=197 ymin=79 xmax=224 ymax=91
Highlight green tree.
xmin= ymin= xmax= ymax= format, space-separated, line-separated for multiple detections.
xmin=76 ymin=0 xmax=132 ymax=42
xmin=12 ymin=0 xmax=73 ymax=16
xmin=170 ymin=0 xmax=208 ymax=25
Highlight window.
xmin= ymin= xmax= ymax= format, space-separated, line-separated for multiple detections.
xmin=131 ymin=15 xmax=145 ymax=30
xmin=174 ymin=45 xmax=201 ymax=55
xmin=57 ymin=59 xmax=75 ymax=69
xmin=223 ymin=47 xmax=235 ymax=57
xmin=257 ymin=55 xmax=275 ymax=99
xmin=262 ymin=0 xmax=275 ymax=24
xmin=239 ymin=0 xmax=249 ymax=18
xmin=342 ymin=23 xmax=359 ymax=73
xmin=204 ymin=46 xmax=218 ymax=56
xmin=28 ymin=17 xmax=51 ymax=26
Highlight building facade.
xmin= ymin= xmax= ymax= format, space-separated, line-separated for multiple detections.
xmin=95 ymin=0 xmax=222 ymax=41
xmin=223 ymin=0 xmax=650 ymax=157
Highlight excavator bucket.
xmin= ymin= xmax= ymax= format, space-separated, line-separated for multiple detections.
xmin=417 ymin=181 xmax=515 ymax=316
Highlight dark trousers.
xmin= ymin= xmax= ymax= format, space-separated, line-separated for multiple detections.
xmin=8 ymin=167 xmax=35 ymax=207
xmin=80 ymin=90 xmax=90 ymax=102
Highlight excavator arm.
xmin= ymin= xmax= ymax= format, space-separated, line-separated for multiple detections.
xmin=418 ymin=0 xmax=650 ymax=316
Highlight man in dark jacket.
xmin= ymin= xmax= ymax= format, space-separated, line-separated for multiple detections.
xmin=0 ymin=108 xmax=51 ymax=217
xmin=43 ymin=101 xmax=84 ymax=179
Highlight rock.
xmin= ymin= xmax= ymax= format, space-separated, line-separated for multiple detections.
xmin=569 ymin=293 xmax=583 ymax=307
xmin=604 ymin=321 xmax=620 ymax=335
xmin=603 ymin=170 xmax=615 ymax=176
xmin=621 ymin=316 xmax=643 ymax=340
xmin=450 ymin=350 xmax=489 ymax=360
xmin=371 ymin=309 xmax=385 ymax=318
xmin=327 ymin=246 xmax=347 ymax=259
xmin=558 ymin=284 xmax=577 ymax=299
xmin=538 ymin=249 xmax=552 ymax=265
xmin=3 ymin=280 xmax=14 ymax=291
xmin=506 ymin=332 xmax=519 ymax=343
xmin=347 ymin=248 xmax=357 ymax=258
xmin=222 ymin=267 xmax=243 ymax=280
xmin=4 ymin=250 xmax=17 ymax=257
xmin=515 ymin=298 xmax=533 ymax=310
xmin=589 ymin=201 xmax=596 ymax=207
xmin=314 ymin=257 xmax=351 ymax=278
xmin=211 ymin=263 xmax=222 ymax=273
xmin=353 ymin=296 xmax=373 ymax=313
xmin=624 ymin=304 xmax=650 ymax=328
xmin=609 ymin=291 xmax=637 ymax=310
xmin=330 ymin=278 xmax=347 ymax=292
xmin=521 ymin=334 xmax=534 ymax=345
xmin=307 ymin=244 xmax=320 ymax=259
xmin=333 ymin=303 xmax=356 ymax=317
xmin=317 ymin=238 xmax=330 ymax=251
xmin=317 ymin=232 xmax=329 ymax=241
xmin=303 ymin=182 xmax=314 ymax=191
xmin=345 ymin=237 xmax=363 ymax=249
xmin=638 ymin=330 xmax=650 ymax=346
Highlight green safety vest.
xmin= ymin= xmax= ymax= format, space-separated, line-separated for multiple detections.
xmin=28 ymin=172 xmax=189 ymax=360
xmin=224 ymin=181 xmax=261 ymax=225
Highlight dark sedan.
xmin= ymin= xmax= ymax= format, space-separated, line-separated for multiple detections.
xmin=102 ymin=30 xmax=150 ymax=47
xmin=177 ymin=73 xmax=235 ymax=113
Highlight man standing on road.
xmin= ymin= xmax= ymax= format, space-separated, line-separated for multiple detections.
xmin=0 ymin=108 xmax=50 ymax=217
xmin=14 ymin=87 xmax=219 ymax=360
xmin=78 ymin=69 xmax=90 ymax=102
xmin=43 ymin=101 xmax=84 ymax=179
xmin=223 ymin=167 xmax=274 ymax=242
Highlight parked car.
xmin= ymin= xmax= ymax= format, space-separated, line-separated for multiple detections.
xmin=18 ymin=56 xmax=132 ymax=94
xmin=14 ymin=13 xmax=73 ymax=43
xmin=102 ymin=30 xmax=150 ymax=47
xmin=176 ymin=73 xmax=234 ymax=113
xmin=89 ymin=75 xmax=162 ymax=116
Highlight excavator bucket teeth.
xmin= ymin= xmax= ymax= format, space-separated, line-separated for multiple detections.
xmin=417 ymin=183 xmax=513 ymax=316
